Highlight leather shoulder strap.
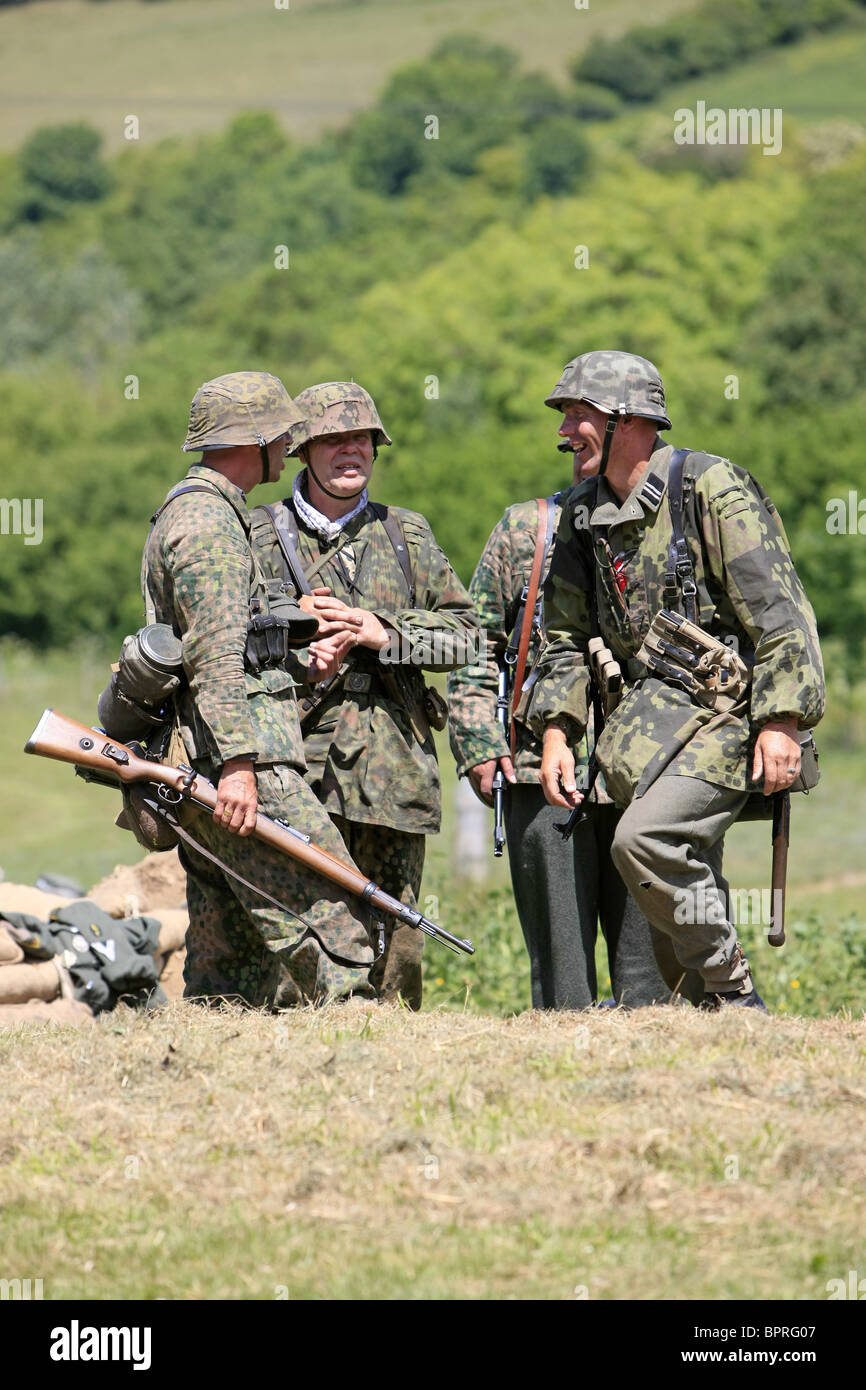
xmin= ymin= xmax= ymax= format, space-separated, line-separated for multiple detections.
xmin=510 ymin=497 xmax=553 ymax=756
xmin=369 ymin=502 xmax=415 ymax=605
xmin=253 ymin=501 xmax=313 ymax=597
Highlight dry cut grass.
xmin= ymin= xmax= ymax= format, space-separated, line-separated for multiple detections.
xmin=2 ymin=1002 xmax=864 ymax=1300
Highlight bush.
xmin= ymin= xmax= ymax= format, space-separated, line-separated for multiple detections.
xmin=18 ymin=123 xmax=111 ymax=220
xmin=523 ymin=117 xmax=592 ymax=198
xmin=570 ymin=82 xmax=623 ymax=122
xmin=572 ymin=0 xmax=858 ymax=100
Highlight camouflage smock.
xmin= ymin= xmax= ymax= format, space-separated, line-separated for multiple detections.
xmin=251 ymin=498 xmax=479 ymax=833
xmin=528 ymin=441 xmax=825 ymax=808
xmin=448 ymin=494 xmax=595 ymax=784
xmin=144 ymin=464 xmax=304 ymax=773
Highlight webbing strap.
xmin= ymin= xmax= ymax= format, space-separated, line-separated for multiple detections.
xmin=370 ymin=502 xmax=415 ymax=605
xmin=257 ymin=502 xmax=313 ymax=596
xmin=664 ymin=448 xmax=698 ymax=623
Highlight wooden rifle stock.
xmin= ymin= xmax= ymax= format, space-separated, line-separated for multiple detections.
xmin=24 ymin=709 xmax=474 ymax=956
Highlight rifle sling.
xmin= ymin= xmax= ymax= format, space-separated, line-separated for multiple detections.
xmin=156 ymin=797 xmax=383 ymax=968
xmin=510 ymin=497 xmax=553 ymax=758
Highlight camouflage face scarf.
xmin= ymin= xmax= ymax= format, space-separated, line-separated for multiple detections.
xmin=293 ymin=470 xmax=368 ymax=542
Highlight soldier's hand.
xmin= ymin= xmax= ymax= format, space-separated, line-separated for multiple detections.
xmin=299 ymin=590 xmax=364 ymax=641
xmin=468 ymin=756 xmax=516 ymax=808
xmin=752 ymin=718 xmax=801 ymax=796
xmin=540 ymin=726 xmax=582 ymax=809
xmin=308 ymin=630 xmax=356 ymax=683
xmin=216 ymin=759 xmax=258 ymax=835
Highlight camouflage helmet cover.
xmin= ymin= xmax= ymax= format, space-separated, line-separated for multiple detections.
xmin=182 ymin=371 xmax=305 ymax=452
xmin=289 ymin=381 xmax=393 ymax=455
xmin=544 ymin=350 xmax=672 ymax=430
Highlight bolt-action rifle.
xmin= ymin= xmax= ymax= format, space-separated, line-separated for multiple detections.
xmin=24 ymin=709 xmax=474 ymax=957
xmin=491 ymin=664 xmax=509 ymax=857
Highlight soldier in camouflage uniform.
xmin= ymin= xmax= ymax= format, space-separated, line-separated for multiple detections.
xmin=530 ymin=351 xmax=825 ymax=1010
xmin=144 ymin=372 xmax=377 ymax=1007
xmin=250 ymin=382 xmax=479 ymax=1009
xmin=447 ymin=478 xmax=690 ymax=1010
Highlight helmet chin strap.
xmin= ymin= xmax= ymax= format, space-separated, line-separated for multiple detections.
xmin=256 ymin=433 xmax=270 ymax=485
xmin=304 ymin=447 xmax=370 ymax=503
xmin=598 ymin=414 xmax=619 ymax=478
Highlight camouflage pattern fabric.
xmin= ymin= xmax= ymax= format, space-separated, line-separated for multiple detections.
xmin=529 ymin=440 xmax=825 ymax=808
xmin=145 ymin=464 xmax=304 ymax=770
xmin=330 ymin=814 xmax=425 ymax=1010
xmin=289 ymin=381 xmax=392 ymax=453
xmin=183 ymin=371 xmax=304 ymax=452
xmin=544 ymin=350 xmax=672 ymax=429
xmin=181 ymin=768 xmax=376 ymax=1007
xmin=251 ymin=494 xmax=480 ymax=834
xmin=447 ymin=495 xmax=594 ymax=786
xmin=144 ymin=464 xmax=375 ymax=1004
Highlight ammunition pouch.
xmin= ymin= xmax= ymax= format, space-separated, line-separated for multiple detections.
xmin=244 ymin=581 xmax=319 ymax=674
xmin=587 ymin=636 xmax=623 ymax=718
xmin=637 ymin=609 xmax=751 ymax=712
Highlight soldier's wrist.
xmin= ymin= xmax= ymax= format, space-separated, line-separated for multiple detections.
xmin=544 ymin=716 xmax=579 ymax=744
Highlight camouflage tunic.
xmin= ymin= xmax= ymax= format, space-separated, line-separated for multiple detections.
xmin=449 ymin=496 xmax=565 ymax=781
xmin=251 ymin=498 xmax=479 ymax=834
xmin=144 ymin=463 xmax=304 ymax=774
xmin=529 ymin=441 xmax=825 ymax=808
xmin=143 ymin=463 xmax=375 ymax=1005
xmin=448 ymin=495 xmax=601 ymax=790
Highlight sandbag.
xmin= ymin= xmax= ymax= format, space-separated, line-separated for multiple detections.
xmin=0 ymin=927 xmax=25 ymax=965
xmin=0 ymin=959 xmax=61 ymax=1005
xmin=0 ymin=998 xmax=93 ymax=1029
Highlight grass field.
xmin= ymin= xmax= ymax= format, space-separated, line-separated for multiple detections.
xmin=0 ymin=0 xmax=703 ymax=151
xmin=3 ymin=1002 xmax=864 ymax=1300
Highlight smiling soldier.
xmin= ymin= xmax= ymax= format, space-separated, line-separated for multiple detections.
xmin=250 ymin=381 xmax=479 ymax=1009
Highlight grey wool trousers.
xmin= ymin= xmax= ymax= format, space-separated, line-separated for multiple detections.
xmin=504 ymin=783 xmax=694 ymax=1010
xmin=611 ymin=773 xmax=752 ymax=994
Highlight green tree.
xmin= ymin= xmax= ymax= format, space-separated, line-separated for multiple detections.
xmin=18 ymin=123 xmax=112 ymax=220
xmin=523 ymin=117 xmax=592 ymax=199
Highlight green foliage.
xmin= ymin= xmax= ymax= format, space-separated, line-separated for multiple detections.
xmin=572 ymin=0 xmax=858 ymax=101
xmin=347 ymin=32 xmax=583 ymax=197
xmin=0 ymin=27 xmax=862 ymax=676
xmin=18 ymin=123 xmax=112 ymax=220
xmin=745 ymin=148 xmax=866 ymax=407
xmin=522 ymin=117 xmax=592 ymax=199
xmin=0 ymin=230 xmax=140 ymax=369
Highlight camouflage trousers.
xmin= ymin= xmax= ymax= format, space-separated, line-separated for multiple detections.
xmin=180 ymin=765 xmax=376 ymax=1008
xmin=330 ymin=815 xmax=426 ymax=1010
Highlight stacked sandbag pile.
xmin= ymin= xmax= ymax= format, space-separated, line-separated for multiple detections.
xmin=0 ymin=850 xmax=189 ymax=1028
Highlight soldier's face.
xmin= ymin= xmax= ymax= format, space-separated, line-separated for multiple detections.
xmin=264 ymin=432 xmax=292 ymax=482
xmin=558 ymin=401 xmax=609 ymax=483
xmin=307 ymin=429 xmax=374 ymax=499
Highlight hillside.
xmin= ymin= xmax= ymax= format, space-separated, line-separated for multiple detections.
xmin=0 ymin=0 xmax=703 ymax=150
